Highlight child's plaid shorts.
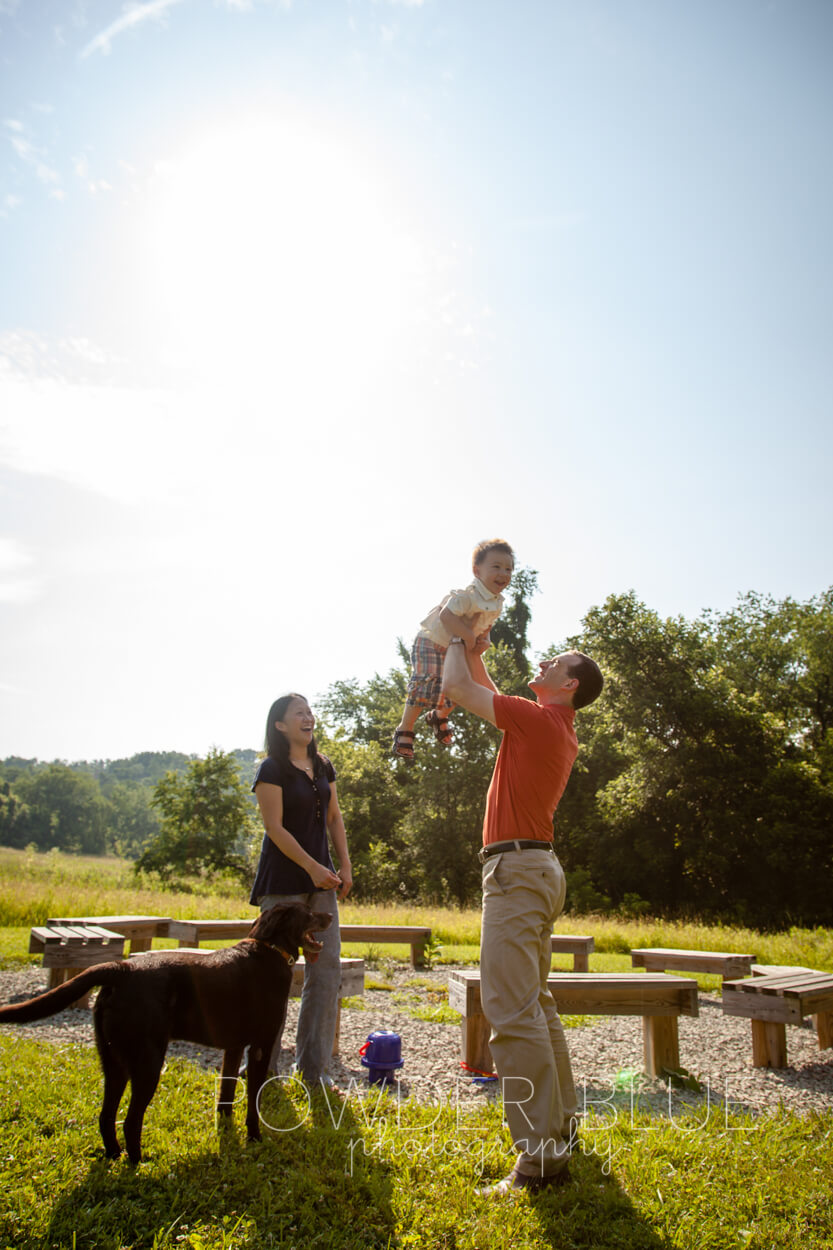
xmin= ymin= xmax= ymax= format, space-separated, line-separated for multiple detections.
xmin=405 ymin=635 xmax=454 ymax=711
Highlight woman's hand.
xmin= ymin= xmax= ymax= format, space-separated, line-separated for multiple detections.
xmin=307 ymin=861 xmax=342 ymax=891
xmin=337 ymin=859 xmax=353 ymax=900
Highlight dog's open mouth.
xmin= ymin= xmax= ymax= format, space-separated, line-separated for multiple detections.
xmin=301 ymin=914 xmax=332 ymax=962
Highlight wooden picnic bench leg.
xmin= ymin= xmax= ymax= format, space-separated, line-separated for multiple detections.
xmin=332 ymin=1003 xmax=342 ymax=1057
xmin=461 ymin=1015 xmax=494 ymax=1074
xmin=642 ymin=1016 xmax=680 ymax=1077
xmin=573 ymin=951 xmax=589 ymax=973
xmin=130 ymin=938 xmax=152 ymax=954
xmin=411 ymin=938 xmax=427 ymax=968
xmin=814 ymin=1011 xmax=833 ymax=1051
xmin=178 ymin=939 xmax=197 ymax=949
xmin=751 ymin=1019 xmax=787 ymax=1068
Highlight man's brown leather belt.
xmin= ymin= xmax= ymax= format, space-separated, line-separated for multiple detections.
xmin=478 ymin=840 xmax=555 ymax=864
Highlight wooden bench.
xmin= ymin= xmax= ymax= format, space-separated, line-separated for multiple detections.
xmin=448 ymin=970 xmax=699 ymax=1078
xmin=29 ymin=924 xmax=126 ymax=1007
xmin=551 ymin=934 xmax=594 ymax=972
xmin=751 ymin=963 xmax=814 ymax=977
xmin=137 ymin=948 xmax=364 ymax=1055
xmin=631 ymin=947 xmax=756 ymax=981
xmin=167 ymin=919 xmax=432 ymax=967
xmin=340 ymin=925 xmax=431 ymax=968
xmin=167 ymin=919 xmax=254 ymax=947
xmin=722 ymin=970 xmax=833 ymax=1068
xmin=47 ymin=915 xmax=171 ymax=955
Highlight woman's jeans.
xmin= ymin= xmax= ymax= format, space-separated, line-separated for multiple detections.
xmin=258 ymin=890 xmax=341 ymax=1086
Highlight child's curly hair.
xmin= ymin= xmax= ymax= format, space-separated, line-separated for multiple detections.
xmin=472 ymin=538 xmax=515 ymax=568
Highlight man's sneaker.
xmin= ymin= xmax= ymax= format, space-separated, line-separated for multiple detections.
xmin=477 ymin=1164 xmax=571 ymax=1197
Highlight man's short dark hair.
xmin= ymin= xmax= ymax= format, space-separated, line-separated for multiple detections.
xmin=566 ymin=652 xmax=603 ymax=710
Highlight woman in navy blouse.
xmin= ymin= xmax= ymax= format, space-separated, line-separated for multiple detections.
xmin=251 ymin=692 xmax=352 ymax=1088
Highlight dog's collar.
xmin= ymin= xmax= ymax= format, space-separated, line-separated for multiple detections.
xmin=274 ymin=946 xmax=296 ymax=966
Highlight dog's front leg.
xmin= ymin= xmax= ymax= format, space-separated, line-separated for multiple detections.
xmin=244 ymin=1045 xmax=270 ymax=1143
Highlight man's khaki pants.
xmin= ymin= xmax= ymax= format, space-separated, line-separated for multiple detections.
xmin=480 ymin=847 xmax=577 ymax=1177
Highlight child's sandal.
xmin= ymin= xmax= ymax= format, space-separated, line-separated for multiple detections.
xmin=392 ymin=729 xmax=416 ymax=762
xmin=425 ymin=710 xmax=453 ymax=747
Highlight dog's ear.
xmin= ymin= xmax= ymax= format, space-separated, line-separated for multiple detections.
xmin=250 ymin=903 xmax=331 ymax=956
xmin=284 ymin=904 xmax=317 ymax=952
xmin=249 ymin=905 xmax=295 ymax=947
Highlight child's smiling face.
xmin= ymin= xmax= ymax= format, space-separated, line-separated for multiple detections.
xmin=475 ymin=551 xmax=514 ymax=596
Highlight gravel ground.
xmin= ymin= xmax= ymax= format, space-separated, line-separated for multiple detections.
xmin=1 ymin=963 xmax=831 ymax=1122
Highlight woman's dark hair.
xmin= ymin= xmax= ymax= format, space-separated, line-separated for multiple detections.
xmin=264 ymin=693 xmax=325 ymax=777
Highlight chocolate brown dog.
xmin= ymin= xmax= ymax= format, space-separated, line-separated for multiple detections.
xmin=0 ymin=902 xmax=330 ymax=1163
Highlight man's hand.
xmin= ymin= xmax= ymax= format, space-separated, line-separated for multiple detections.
xmin=442 ymin=639 xmax=498 ymax=726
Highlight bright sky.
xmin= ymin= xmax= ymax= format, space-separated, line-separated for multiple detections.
xmin=1 ymin=0 xmax=831 ymax=762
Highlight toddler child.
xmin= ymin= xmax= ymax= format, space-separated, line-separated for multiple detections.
xmin=392 ymin=539 xmax=515 ymax=761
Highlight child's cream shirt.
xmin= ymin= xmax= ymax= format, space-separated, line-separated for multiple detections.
xmin=418 ymin=577 xmax=505 ymax=648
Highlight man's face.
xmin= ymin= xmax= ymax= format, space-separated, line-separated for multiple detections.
xmin=529 ymin=652 xmax=577 ymax=701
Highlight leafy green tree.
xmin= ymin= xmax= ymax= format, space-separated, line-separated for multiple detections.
xmin=136 ymin=748 xmax=259 ymax=883
xmin=490 ymin=565 xmax=539 ymax=683
xmin=556 ymin=590 xmax=833 ymax=926
xmin=711 ymin=588 xmax=833 ymax=762
xmin=106 ymin=782 xmax=161 ymax=859
xmin=94 ymin=751 xmax=194 ymax=791
xmin=313 ymin=727 xmax=416 ymax=900
xmin=12 ymin=763 xmax=108 ymax=854
xmin=0 ymin=779 xmax=29 ymax=848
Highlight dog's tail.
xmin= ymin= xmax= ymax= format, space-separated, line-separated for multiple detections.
xmin=0 ymin=962 xmax=125 ymax=1022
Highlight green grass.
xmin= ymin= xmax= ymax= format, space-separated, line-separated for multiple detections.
xmin=3 ymin=847 xmax=832 ymax=976
xmin=2 ymin=848 xmax=833 ymax=1247
xmin=0 ymin=1036 xmax=831 ymax=1249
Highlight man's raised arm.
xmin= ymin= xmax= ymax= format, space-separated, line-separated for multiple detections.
xmin=442 ymin=640 xmax=498 ymax=726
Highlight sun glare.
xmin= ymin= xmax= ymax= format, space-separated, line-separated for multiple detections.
xmin=138 ymin=115 xmax=423 ymax=392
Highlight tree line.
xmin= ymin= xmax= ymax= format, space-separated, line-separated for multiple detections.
xmin=2 ymin=581 xmax=831 ymax=928
xmin=0 ymin=749 xmax=258 ymax=861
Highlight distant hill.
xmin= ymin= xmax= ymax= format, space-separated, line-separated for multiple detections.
xmin=2 ymin=749 xmax=260 ymax=790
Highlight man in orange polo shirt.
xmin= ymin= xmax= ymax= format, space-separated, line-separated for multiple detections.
xmin=442 ymin=642 xmax=603 ymax=1195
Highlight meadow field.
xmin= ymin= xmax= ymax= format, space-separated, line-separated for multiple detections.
xmin=0 ymin=847 xmax=831 ymax=1249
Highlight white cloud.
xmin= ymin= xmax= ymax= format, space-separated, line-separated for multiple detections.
xmin=80 ymin=0 xmax=185 ymax=60
xmin=0 ymin=538 xmax=38 ymax=605
xmin=0 ymin=537 xmax=29 ymax=574
xmin=509 ymin=211 xmax=584 ymax=232
xmin=72 ymin=154 xmax=114 ymax=196
xmin=8 ymin=132 xmax=62 ymax=188
xmin=0 ymin=331 xmax=119 ymax=382
xmin=59 ymin=338 xmax=111 ymax=367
